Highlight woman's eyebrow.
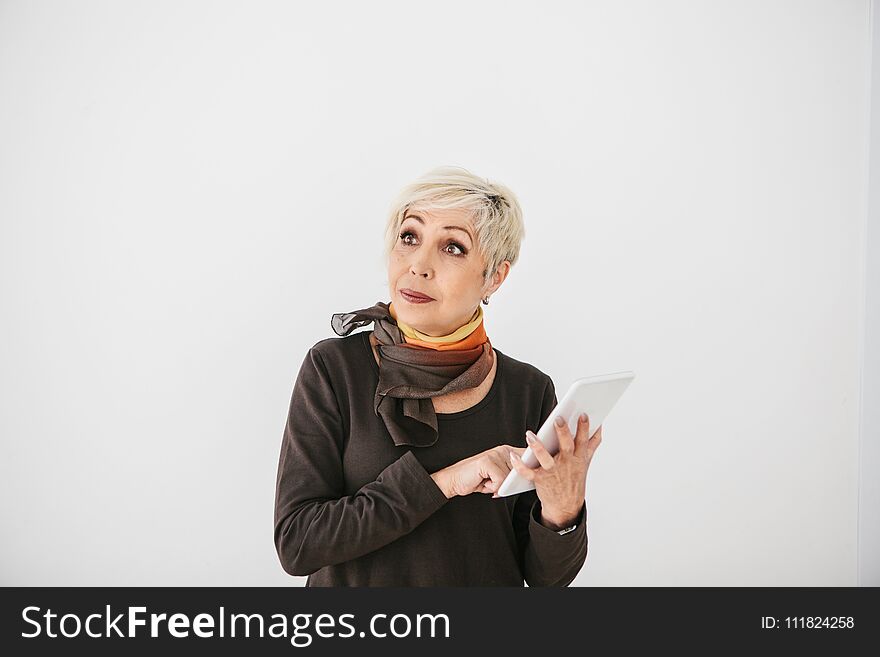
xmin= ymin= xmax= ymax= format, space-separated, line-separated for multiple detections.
xmin=404 ymin=214 xmax=473 ymax=246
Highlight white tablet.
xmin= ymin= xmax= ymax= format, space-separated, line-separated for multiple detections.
xmin=496 ymin=371 xmax=635 ymax=497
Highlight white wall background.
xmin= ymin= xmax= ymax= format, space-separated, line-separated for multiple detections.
xmin=861 ymin=0 xmax=879 ymax=587
xmin=1 ymin=0 xmax=874 ymax=586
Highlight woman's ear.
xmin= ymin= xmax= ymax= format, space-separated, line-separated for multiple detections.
xmin=484 ymin=260 xmax=511 ymax=297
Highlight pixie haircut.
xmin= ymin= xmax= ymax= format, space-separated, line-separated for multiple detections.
xmin=382 ymin=166 xmax=526 ymax=289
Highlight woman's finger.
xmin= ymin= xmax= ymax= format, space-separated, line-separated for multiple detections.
xmin=483 ymin=460 xmax=510 ymax=489
xmin=573 ymin=414 xmax=593 ymax=458
xmin=527 ymin=432 xmax=556 ymax=470
xmin=581 ymin=424 xmax=603 ymax=460
xmin=501 ymin=446 xmax=526 ymax=470
xmin=510 ymin=452 xmax=536 ymax=481
xmin=553 ymin=415 xmax=576 ymax=454
xmin=589 ymin=425 xmax=603 ymax=451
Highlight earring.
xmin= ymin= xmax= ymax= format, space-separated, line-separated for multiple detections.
xmin=482 ymin=296 xmax=490 ymax=305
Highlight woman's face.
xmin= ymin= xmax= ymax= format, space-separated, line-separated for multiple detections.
xmin=388 ymin=207 xmax=507 ymax=336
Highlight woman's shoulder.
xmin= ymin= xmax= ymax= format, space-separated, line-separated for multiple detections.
xmin=494 ymin=347 xmax=554 ymax=389
xmin=493 ymin=348 xmax=557 ymax=426
xmin=305 ymin=332 xmax=370 ymax=373
xmin=309 ymin=331 xmax=369 ymax=361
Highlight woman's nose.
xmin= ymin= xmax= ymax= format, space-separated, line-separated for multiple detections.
xmin=408 ymin=252 xmax=434 ymax=277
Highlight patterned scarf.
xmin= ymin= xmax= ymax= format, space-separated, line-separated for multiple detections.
xmin=330 ymin=300 xmax=493 ymax=447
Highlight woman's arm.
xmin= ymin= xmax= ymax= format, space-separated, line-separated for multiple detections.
xmin=273 ymin=347 xmax=449 ymax=577
xmin=514 ymin=492 xmax=588 ymax=586
xmin=513 ymin=376 xmax=589 ymax=587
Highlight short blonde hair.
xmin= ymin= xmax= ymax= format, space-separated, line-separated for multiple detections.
xmin=382 ymin=166 xmax=526 ymax=289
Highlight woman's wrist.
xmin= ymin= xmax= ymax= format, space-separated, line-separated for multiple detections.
xmin=430 ymin=468 xmax=456 ymax=499
xmin=539 ymin=502 xmax=582 ymax=531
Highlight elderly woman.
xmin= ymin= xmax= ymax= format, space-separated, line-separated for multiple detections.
xmin=274 ymin=166 xmax=602 ymax=586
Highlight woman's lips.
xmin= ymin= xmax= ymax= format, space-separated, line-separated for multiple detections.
xmin=400 ymin=289 xmax=434 ymax=303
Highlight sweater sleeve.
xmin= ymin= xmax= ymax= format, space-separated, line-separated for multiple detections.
xmin=273 ymin=346 xmax=450 ymax=577
xmin=513 ymin=375 xmax=589 ymax=587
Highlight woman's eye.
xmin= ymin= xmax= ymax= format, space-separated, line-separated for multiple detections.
xmin=398 ymin=230 xmax=466 ymax=257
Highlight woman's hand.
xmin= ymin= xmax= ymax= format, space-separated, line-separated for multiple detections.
xmin=508 ymin=413 xmax=602 ymax=529
xmin=431 ymin=445 xmax=526 ymax=499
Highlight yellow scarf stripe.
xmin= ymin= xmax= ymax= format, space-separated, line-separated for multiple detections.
xmin=389 ymin=303 xmax=483 ymax=344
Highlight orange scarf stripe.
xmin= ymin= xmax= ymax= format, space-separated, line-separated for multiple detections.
xmin=399 ymin=322 xmax=489 ymax=351
xmin=388 ymin=301 xmax=489 ymax=351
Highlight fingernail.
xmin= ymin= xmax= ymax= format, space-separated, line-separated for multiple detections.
xmin=526 ymin=433 xmax=534 ymax=444
xmin=580 ymin=412 xmax=588 ymax=422
xmin=555 ymin=416 xmax=564 ymax=426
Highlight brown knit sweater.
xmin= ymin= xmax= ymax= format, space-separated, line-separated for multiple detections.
xmin=273 ymin=330 xmax=588 ymax=586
